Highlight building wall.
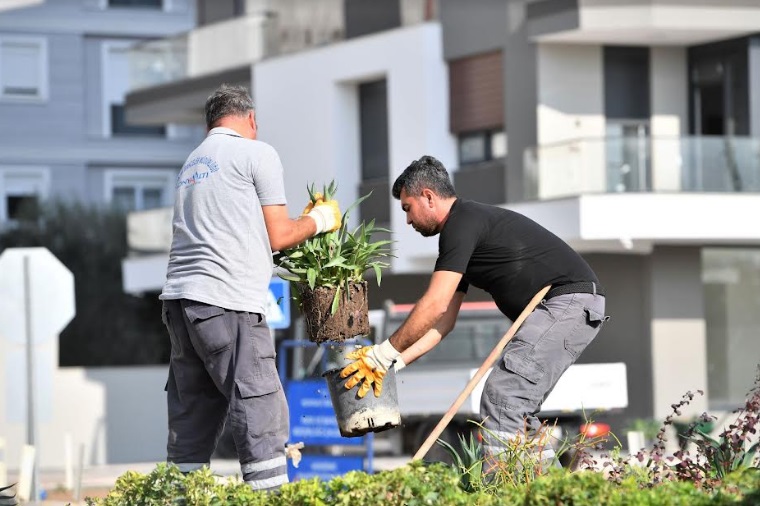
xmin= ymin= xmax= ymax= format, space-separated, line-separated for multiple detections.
xmin=650 ymin=46 xmax=688 ymax=191
xmin=2 ymin=364 xmax=168 ymax=470
xmin=439 ymin=0 xmax=506 ymax=60
xmin=582 ymin=253 xmax=654 ymax=431
xmin=0 ymin=0 xmax=199 ymax=213
xmin=253 ymin=22 xmax=456 ymax=274
xmin=648 ymin=246 xmax=709 ymax=419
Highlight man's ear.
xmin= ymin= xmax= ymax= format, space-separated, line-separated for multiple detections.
xmin=422 ymin=188 xmax=436 ymax=207
xmin=249 ymin=110 xmax=258 ymax=138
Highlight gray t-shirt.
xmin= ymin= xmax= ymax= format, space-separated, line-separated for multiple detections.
xmin=160 ymin=127 xmax=287 ymax=313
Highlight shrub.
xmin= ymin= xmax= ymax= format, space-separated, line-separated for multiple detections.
xmin=86 ymin=461 xmax=760 ymax=506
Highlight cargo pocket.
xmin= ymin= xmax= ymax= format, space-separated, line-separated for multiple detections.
xmin=235 ymin=373 xmax=281 ymax=399
xmin=496 ymin=352 xmax=546 ymax=413
xmin=503 ymin=352 xmax=545 ymax=385
xmin=183 ymin=302 xmax=232 ymax=356
xmin=563 ymin=307 xmax=607 ymax=358
xmin=585 ymin=307 xmax=608 ymax=328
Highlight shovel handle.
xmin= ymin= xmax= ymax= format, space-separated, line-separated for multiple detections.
xmin=411 ymin=285 xmax=551 ymax=462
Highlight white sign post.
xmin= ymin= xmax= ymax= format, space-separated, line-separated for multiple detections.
xmin=0 ymin=247 xmax=75 ymax=502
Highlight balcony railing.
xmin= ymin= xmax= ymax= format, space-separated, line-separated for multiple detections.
xmin=524 ymin=135 xmax=760 ymax=200
xmin=128 ymin=34 xmax=189 ymax=91
xmin=127 ymin=0 xmax=439 ymax=91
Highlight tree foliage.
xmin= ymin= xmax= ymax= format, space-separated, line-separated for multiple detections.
xmin=0 ymin=200 xmax=169 ymax=366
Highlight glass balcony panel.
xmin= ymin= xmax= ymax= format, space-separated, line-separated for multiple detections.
xmin=525 ymin=135 xmax=760 ymax=200
xmin=128 ymin=35 xmax=188 ymax=90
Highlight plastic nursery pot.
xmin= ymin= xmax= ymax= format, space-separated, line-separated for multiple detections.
xmin=322 ymin=344 xmax=402 ymax=438
xmin=299 ymin=281 xmax=370 ymax=344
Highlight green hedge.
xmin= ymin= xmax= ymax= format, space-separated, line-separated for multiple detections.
xmin=86 ymin=462 xmax=760 ymax=506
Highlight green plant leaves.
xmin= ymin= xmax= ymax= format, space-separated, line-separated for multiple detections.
xmin=276 ymin=182 xmax=395 ymax=314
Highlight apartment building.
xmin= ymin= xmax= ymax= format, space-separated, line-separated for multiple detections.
xmin=123 ymin=0 xmax=760 ymax=435
xmin=0 ymin=0 xmax=200 ymax=224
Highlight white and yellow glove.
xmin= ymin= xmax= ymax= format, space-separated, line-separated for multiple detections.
xmin=340 ymin=340 xmax=402 ymax=398
xmin=302 ymin=193 xmax=342 ymax=234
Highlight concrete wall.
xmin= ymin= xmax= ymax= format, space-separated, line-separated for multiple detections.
xmin=582 ymin=253 xmax=654 ymax=432
xmin=536 ymin=44 xmax=606 ymax=198
xmin=2 ymin=365 xmax=167 ymax=470
xmin=253 ymin=22 xmax=456 ymax=274
xmin=504 ymin=0 xmax=537 ymax=202
xmin=750 ymin=37 xmax=760 ymax=137
xmin=439 ymin=0 xmax=506 ymax=60
xmin=648 ymin=246 xmax=708 ymax=419
xmin=650 ymin=47 xmax=688 ymax=191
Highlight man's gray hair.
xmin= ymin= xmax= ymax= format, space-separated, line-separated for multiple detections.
xmin=392 ymin=155 xmax=457 ymax=199
xmin=205 ymin=84 xmax=254 ymax=129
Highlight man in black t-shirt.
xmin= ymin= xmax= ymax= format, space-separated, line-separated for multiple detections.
xmin=341 ymin=155 xmax=608 ymax=467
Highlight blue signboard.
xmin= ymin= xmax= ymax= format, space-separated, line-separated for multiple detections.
xmin=267 ymin=277 xmax=291 ymax=329
xmin=288 ymin=455 xmax=365 ymax=482
xmin=286 ymin=380 xmax=364 ymax=447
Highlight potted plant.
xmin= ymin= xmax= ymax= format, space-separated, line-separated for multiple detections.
xmin=275 ymin=182 xmax=394 ymax=344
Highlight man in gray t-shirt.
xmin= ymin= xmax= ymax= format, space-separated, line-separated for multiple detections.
xmin=159 ymin=84 xmax=340 ymax=492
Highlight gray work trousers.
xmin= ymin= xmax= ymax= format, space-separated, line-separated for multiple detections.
xmin=480 ymin=292 xmax=607 ymax=464
xmin=162 ymin=299 xmax=289 ymax=491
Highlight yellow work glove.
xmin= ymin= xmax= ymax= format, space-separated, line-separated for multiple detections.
xmin=339 ymin=340 xmax=400 ymax=398
xmin=301 ymin=193 xmax=324 ymax=215
xmin=306 ymin=199 xmax=342 ymax=234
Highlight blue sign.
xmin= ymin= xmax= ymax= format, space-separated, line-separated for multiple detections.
xmin=267 ymin=277 xmax=291 ymax=329
xmin=286 ymin=380 xmax=364 ymax=447
xmin=288 ymin=455 xmax=365 ymax=482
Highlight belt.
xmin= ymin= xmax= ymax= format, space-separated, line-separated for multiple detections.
xmin=545 ymin=281 xmax=604 ymax=300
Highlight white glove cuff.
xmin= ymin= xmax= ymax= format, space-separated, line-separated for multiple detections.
xmin=375 ymin=339 xmax=401 ymax=368
xmin=306 ymin=208 xmax=327 ymax=234
xmin=393 ymin=355 xmax=407 ymax=372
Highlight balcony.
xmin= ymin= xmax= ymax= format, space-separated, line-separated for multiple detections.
xmin=512 ymin=135 xmax=760 ymax=254
xmin=527 ymin=0 xmax=760 ymax=46
xmin=524 ymin=135 xmax=760 ymax=200
xmin=125 ymin=0 xmax=439 ymax=126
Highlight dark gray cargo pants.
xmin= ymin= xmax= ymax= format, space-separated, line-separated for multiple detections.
xmin=480 ymin=292 xmax=607 ymax=465
xmin=162 ymin=299 xmax=289 ymax=491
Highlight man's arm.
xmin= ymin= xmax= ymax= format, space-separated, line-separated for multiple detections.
xmin=399 ymin=289 xmax=465 ymax=367
xmin=261 ymin=204 xmax=317 ymax=251
xmin=388 ymin=270 xmax=464 ymax=353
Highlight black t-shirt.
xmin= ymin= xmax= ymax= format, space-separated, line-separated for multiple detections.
xmin=435 ymin=199 xmax=599 ymax=321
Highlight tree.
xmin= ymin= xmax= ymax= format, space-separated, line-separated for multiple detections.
xmin=0 ymin=200 xmax=170 ymax=366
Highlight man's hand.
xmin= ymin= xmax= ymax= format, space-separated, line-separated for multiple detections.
xmin=340 ymin=340 xmax=401 ymax=398
xmin=303 ymin=196 xmax=341 ymax=234
xmin=302 ymin=193 xmax=323 ymax=215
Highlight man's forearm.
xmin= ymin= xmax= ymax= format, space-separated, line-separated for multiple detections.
xmin=399 ymin=327 xmax=443 ymax=366
xmin=388 ymin=296 xmax=447 ymax=352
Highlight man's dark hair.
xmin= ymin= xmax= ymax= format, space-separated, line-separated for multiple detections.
xmin=204 ymin=84 xmax=254 ymax=129
xmin=392 ymin=155 xmax=457 ymax=199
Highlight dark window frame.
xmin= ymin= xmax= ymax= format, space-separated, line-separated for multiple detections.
xmin=111 ymin=104 xmax=166 ymax=137
xmin=107 ymin=0 xmax=163 ymax=8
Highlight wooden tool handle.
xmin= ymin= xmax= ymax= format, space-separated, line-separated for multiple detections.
xmin=411 ymin=285 xmax=551 ymax=461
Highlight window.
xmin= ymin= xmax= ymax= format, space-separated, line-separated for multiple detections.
xmin=0 ymin=37 xmax=48 ymax=101
xmin=102 ymin=40 xmax=166 ymax=137
xmin=0 ymin=167 xmax=50 ymax=223
xmin=108 ymin=0 xmax=162 ymax=8
xmin=458 ymin=129 xmax=507 ymax=165
xmin=111 ymin=104 xmax=166 ymax=137
xmin=104 ymin=169 xmax=175 ymax=212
